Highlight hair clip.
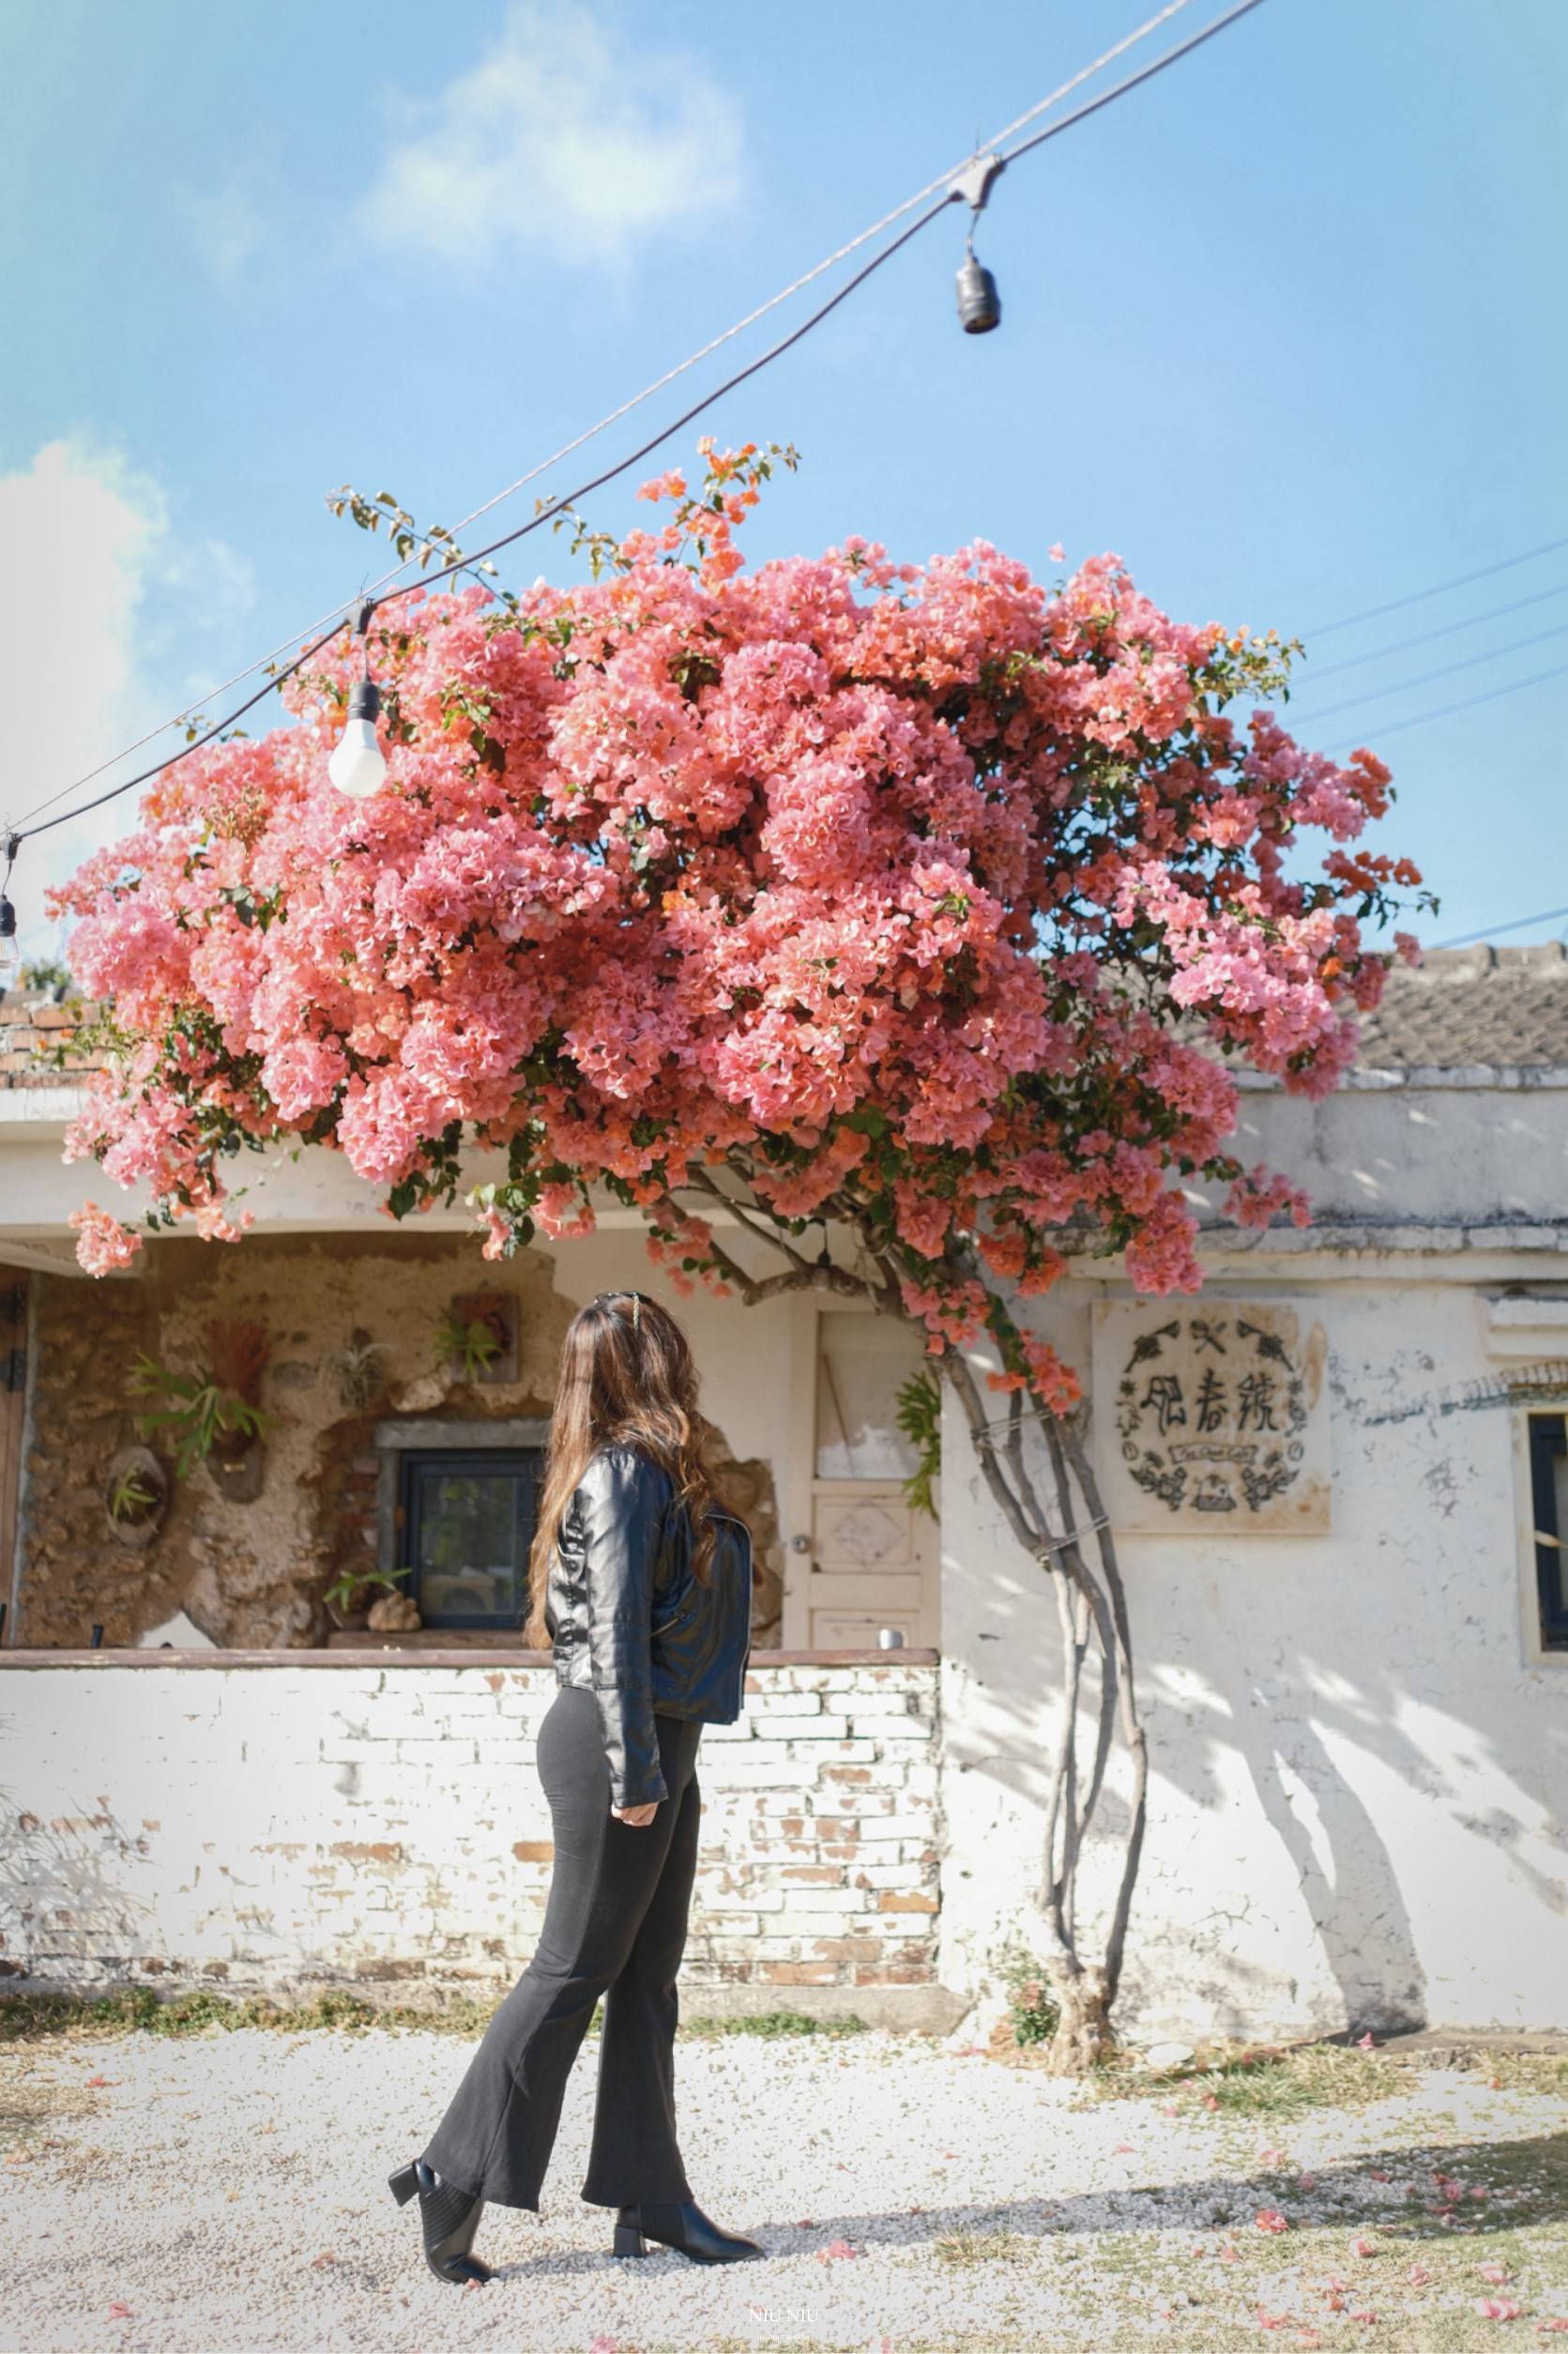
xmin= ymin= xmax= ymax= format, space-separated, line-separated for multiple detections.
xmin=631 ymin=1292 xmax=641 ymax=1333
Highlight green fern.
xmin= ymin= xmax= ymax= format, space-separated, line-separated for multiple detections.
xmin=895 ymin=1368 xmax=943 ymax=1519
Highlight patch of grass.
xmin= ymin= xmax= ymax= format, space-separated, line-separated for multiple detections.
xmin=0 ymin=1989 xmax=871 ymax=2047
xmin=0 ymin=1988 xmax=505 ymax=2042
xmin=932 ymin=2227 xmax=1036 ymax=2269
xmin=0 ymin=2069 xmax=99 ymax=2151
xmin=1081 ymin=2036 xmax=1407 ymax=2115
xmin=1452 ymin=2048 xmax=1568 ymax=2100
xmin=1400 ymin=2128 xmax=1568 ymax=2234
xmin=679 ymin=2008 xmax=869 ymax=2041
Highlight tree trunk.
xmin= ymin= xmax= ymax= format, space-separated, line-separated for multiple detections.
xmin=1041 ymin=1964 xmax=1114 ymax=2076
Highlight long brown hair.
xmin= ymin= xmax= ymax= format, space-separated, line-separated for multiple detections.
xmin=523 ymin=1290 xmax=726 ymax=1648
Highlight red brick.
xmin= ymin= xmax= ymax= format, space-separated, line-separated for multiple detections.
xmin=876 ymin=1889 xmax=937 ymax=1913
xmin=512 ymin=1842 xmax=553 ymax=1862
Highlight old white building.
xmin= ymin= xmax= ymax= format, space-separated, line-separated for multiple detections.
xmin=1 ymin=942 xmax=1563 ymax=2045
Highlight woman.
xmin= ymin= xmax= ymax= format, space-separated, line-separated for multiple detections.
xmin=388 ymin=1289 xmax=761 ymax=2285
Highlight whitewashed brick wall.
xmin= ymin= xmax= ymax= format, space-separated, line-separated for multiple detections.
xmin=0 ymin=1657 xmax=952 ymax=2028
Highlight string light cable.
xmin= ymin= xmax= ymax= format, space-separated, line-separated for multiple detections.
xmin=5 ymin=0 xmax=1220 ymax=847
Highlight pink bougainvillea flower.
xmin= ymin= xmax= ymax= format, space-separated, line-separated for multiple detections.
xmin=69 ymin=1202 xmax=144 ymax=1276
xmin=46 ymin=437 xmax=1425 ymax=1466
xmin=1256 ymin=2209 xmax=1290 ymax=2233
xmin=1475 ymin=2299 xmax=1521 ymax=2321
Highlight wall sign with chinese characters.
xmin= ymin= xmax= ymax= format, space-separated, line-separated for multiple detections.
xmin=1091 ymin=1300 xmax=1332 ymax=1534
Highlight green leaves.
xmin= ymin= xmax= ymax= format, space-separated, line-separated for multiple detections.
xmin=128 ymin=1353 xmax=274 ymax=1483
xmin=895 ymin=1368 xmax=943 ymax=1520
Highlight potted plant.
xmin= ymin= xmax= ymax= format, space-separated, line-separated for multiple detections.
xmin=129 ymin=1321 xmax=275 ymax=1501
xmin=323 ymin=1564 xmax=415 ymax=1632
xmin=326 ymin=1327 xmax=389 ymax=1412
xmin=103 ymin=1444 xmax=171 ymax=1551
xmin=432 ymin=1304 xmax=505 ymax=1385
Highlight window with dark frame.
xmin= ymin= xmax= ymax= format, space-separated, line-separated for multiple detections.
xmin=398 ymin=1448 xmax=542 ymax=1630
xmin=1527 ymin=1410 xmax=1568 ymax=1652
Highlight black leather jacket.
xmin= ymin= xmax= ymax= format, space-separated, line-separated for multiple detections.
xmin=546 ymin=1442 xmax=754 ymax=1809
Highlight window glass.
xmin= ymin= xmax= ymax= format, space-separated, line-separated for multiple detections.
xmin=401 ymin=1451 xmax=540 ymax=1628
xmin=814 ymin=1311 xmax=929 ymax=1481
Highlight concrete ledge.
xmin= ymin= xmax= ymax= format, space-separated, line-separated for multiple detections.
xmin=0 ymin=1646 xmax=942 ymax=1669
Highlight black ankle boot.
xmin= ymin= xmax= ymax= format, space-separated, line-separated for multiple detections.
xmin=612 ymin=2198 xmax=762 ymax=2264
xmin=388 ymin=2158 xmax=493 ymax=2285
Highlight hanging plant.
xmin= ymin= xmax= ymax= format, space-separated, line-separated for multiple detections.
xmin=129 ymin=1321 xmax=274 ymax=1493
xmin=432 ymin=1306 xmax=504 ymax=1385
xmin=103 ymin=1444 xmax=171 ymax=1551
xmin=327 ymin=1327 xmax=389 ymax=1412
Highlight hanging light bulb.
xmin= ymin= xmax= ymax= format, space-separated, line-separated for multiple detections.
xmin=955 ymin=250 xmax=1001 ymax=334
xmin=949 ymin=152 xmax=1005 ymax=336
xmin=328 ymin=601 xmax=388 ymax=798
xmin=0 ymin=833 xmax=19 ymax=987
xmin=329 ymin=678 xmax=388 ymax=799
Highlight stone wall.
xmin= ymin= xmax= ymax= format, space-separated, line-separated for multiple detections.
xmin=0 ymin=1655 xmax=953 ymax=2029
xmin=14 ymin=1233 xmax=784 ymax=1650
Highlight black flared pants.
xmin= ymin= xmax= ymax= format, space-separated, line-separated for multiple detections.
xmin=419 ymin=1684 xmax=705 ymax=2212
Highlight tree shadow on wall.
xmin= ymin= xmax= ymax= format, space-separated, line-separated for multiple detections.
xmin=948 ymin=1424 xmax=1564 ymax=2040
xmin=0 ymin=1782 xmax=158 ymax=1984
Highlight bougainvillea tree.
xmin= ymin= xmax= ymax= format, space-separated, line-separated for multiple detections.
xmin=52 ymin=442 xmax=1424 ymax=2066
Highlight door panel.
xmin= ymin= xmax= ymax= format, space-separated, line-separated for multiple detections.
xmin=807 ymin=1309 xmax=940 ymax=1648
xmin=0 ymin=1272 xmax=27 ymax=1644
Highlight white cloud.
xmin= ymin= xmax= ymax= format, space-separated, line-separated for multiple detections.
xmin=358 ymin=0 xmax=744 ymax=268
xmin=0 ymin=441 xmax=253 ymax=962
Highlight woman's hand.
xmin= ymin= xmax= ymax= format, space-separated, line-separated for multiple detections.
xmin=611 ymin=1800 xmax=661 ymax=1827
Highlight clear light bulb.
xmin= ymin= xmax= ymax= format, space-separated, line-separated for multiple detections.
xmin=328 ymin=679 xmax=388 ymax=799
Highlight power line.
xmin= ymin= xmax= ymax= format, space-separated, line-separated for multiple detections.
xmin=6 ymin=0 xmax=1211 ymax=843
xmin=1289 ymin=620 xmax=1568 ymax=726
xmin=1304 ymin=579 xmax=1568 ymax=681
xmin=1433 ymin=906 xmax=1568 ymax=950
xmin=8 ymin=0 xmax=1268 ymax=851
xmin=1325 ymin=659 xmax=1568 ymax=752
xmin=1306 ymin=532 xmax=1568 ymax=641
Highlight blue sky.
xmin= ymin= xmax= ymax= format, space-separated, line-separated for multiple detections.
xmin=2 ymin=0 xmax=1563 ymax=958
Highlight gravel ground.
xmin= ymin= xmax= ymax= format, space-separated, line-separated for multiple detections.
xmin=2 ymin=2025 xmax=1566 ymax=2352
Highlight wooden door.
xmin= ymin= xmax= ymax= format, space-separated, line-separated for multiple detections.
xmin=0 ymin=1271 xmax=27 ymax=1645
xmin=799 ymin=1307 xmax=939 ymax=1649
